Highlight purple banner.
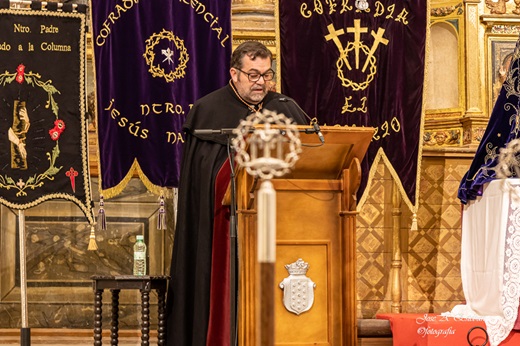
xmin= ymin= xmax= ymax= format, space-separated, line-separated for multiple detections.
xmin=279 ymin=0 xmax=426 ymax=207
xmin=91 ymin=0 xmax=232 ymax=196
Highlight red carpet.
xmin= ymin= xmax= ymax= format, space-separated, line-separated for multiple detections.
xmin=377 ymin=313 xmax=520 ymax=345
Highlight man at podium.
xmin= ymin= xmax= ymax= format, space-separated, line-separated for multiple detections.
xmin=166 ymin=41 xmax=309 ymax=346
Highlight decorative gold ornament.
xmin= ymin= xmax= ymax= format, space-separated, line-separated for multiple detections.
xmin=143 ymin=29 xmax=189 ymax=83
xmin=485 ymin=0 xmax=509 ymax=15
xmin=515 ymin=0 xmax=520 ymax=14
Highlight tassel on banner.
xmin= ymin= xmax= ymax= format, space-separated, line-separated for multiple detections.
xmin=411 ymin=212 xmax=418 ymax=231
xmin=158 ymin=195 xmax=166 ymax=230
xmin=88 ymin=225 xmax=98 ymax=251
xmin=98 ymin=196 xmax=107 ymax=231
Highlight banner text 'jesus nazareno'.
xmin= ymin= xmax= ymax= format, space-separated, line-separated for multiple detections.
xmin=91 ymin=0 xmax=231 ymax=196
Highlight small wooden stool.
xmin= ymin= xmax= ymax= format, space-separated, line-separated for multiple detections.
xmin=91 ymin=275 xmax=169 ymax=346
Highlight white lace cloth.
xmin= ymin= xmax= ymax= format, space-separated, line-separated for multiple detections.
xmin=444 ymin=179 xmax=520 ymax=346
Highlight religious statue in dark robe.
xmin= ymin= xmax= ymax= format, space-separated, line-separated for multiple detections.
xmin=458 ymin=37 xmax=520 ymax=203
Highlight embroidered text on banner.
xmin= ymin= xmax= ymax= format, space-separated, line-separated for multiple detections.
xmin=91 ymin=0 xmax=232 ymax=197
xmin=0 ymin=8 xmax=93 ymax=224
xmin=278 ymin=0 xmax=427 ymax=213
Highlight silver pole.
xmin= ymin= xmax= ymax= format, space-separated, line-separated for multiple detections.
xmin=257 ymin=180 xmax=276 ymax=264
xmin=233 ymin=109 xmax=301 ymax=346
xmin=18 ymin=210 xmax=30 ymax=345
xmin=257 ymin=180 xmax=276 ymax=346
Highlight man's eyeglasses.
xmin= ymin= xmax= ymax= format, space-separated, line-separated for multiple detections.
xmin=236 ymin=68 xmax=275 ymax=82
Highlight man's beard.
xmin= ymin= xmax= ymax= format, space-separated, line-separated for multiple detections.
xmin=248 ymin=88 xmax=266 ymax=103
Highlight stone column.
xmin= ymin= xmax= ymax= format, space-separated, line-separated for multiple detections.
xmin=461 ymin=0 xmax=488 ymax=147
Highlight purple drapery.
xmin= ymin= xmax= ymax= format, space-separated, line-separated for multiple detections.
xmin=91 ymin=0 xmax=231 ymax=195
xmin=279 ymin=1 xmax=426 ymax=208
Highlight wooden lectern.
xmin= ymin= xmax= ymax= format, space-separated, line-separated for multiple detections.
xmin=235 ymin=126 xmax=373 ymax=346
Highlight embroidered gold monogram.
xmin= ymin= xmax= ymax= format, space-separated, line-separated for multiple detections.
xmin=143 ymin=29 xmax=189 ymax=83
xmin=325 ymin=20 xmax=388 ymax=93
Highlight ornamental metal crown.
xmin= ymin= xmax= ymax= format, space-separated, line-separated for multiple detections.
xmin=285 ymin=258 xmax=310 ymax=275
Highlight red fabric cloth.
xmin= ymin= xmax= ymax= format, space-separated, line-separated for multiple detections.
xmin=377 ymin=313 xmax=520 ymax=345
xmin=514 ymin=311 xmax=520 ymax=331
xmin=206 ymin=161 xmax=232 ymax=345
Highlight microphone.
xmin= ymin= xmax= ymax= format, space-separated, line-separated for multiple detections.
xmin=279 ymin=97 xmax=325 ymax=144
xmin=312 ymin=120 xmax=325 ymax=144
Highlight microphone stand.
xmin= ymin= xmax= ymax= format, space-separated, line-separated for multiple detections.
xmin=278 ymin=96 xmax=325 ymax=144
xmin=227 ymin=135 xmax=239 ymax=346
xmin=192 ymin=128 xmax=239 ymax=346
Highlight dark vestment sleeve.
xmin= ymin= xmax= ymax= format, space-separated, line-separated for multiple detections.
xmin=165 ymin=84 xmax=309 ymax=346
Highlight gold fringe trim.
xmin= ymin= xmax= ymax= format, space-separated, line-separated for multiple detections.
xmin=357 ymin=148 xmax=420 ymax=229
xmin=87 ymin=225 xmax=98 ymax=251
xmin=0 ymin=193 xmax=95 ymax=224
xmin=136 ymin=162 xmax=172 ymax=197
xmin=0 ymin=9 xmax=95 ymax=226
xmin=100 ymin=159 xmax=173 ymax=199
xmin=91 ymin=0 xmax=103 ymax=200
xmin=358 ymin=3 xmax=429 ymax=232
xmin=276 ymin=2 xmax=429 ymax=232
xmin=411 ymin=212 xmax=418 ymax=231
xmin=99 ymin=160 xmax=137 ymax=199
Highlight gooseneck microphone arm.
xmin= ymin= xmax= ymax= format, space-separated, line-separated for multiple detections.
xmin=278 ymin=97 xmax=325 ymax=144
xmin=192 ymin=96 xmax=326 ymax=144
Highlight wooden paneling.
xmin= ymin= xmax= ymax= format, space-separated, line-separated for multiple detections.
xmin=236 ymin=127 xmax=372 ymax=346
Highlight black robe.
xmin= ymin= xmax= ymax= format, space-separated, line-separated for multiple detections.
xmin=165 ymin=82 xmax=308 ymax=346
